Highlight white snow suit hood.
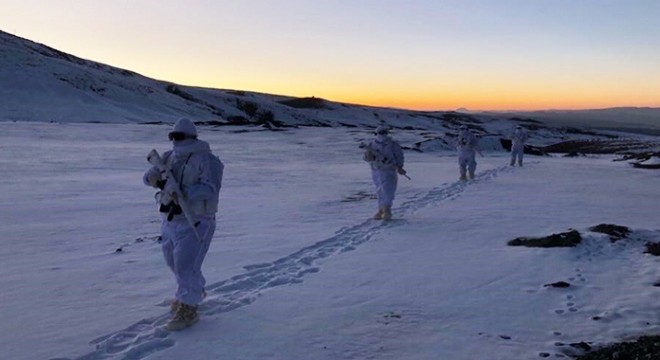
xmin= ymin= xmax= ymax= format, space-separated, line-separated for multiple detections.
xmin=170 ymin=118 xmax=198 ymax=138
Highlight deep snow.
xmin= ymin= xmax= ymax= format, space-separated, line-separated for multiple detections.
xmin=0 ymin=122 xmax=658 ymax=360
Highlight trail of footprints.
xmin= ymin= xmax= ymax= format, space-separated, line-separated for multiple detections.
xmin=540 ymin=230 xmax=660 ymax=358
xmin=489 ymin=267 xmax=591 ymax=358
xmin=55 ymin=166 xmax=513 ymax=360
xmin=545 ymin=269 xmax=587 ymax=358
xmin=553 ymin=269 xmax=585 ymax=315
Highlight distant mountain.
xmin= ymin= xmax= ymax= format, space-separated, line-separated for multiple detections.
xmin=480 ymin=108 xmax=660 ymax=135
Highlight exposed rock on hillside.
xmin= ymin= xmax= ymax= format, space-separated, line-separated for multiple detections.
xmin=507 ymin=230 xmax=582 ymax=248
xmin=542 ymin=139 xmax=659 ymax=155
xmin=588 ymin=224 xmax=630 ymax=242
xmin=575 ymin=335 xmax=660 ymax=360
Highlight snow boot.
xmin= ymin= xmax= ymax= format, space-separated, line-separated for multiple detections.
xmin=518 ymin=160 xmax=523 ymax=167
xmin=468 ymin=171 xmax=475 ymax=180
xmin=382 ymin=206 xmax=392 ymax=221
xmin=459 ymin=174 xmax=467 ymax=181
xmin=166 ymin=303 xmax=199 ymax=331
xmin=373 ymin=208 xmax=384 ymax=220
xmin=510 ymin=159 xmax=515 ymax=166
xmin=170 ymin=299 xmax=180 ymax=313
xmin=170 ymin=291 xmax=205 ymax=313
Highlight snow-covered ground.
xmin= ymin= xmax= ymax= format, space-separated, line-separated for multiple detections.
xmin=1 ymin=122 xmax=658 ymax=360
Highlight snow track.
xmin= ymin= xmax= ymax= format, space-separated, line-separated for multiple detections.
xmin=57 ymin=165 xmax=513 ymax=360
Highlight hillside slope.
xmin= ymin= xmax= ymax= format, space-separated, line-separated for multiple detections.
xmin=0 ymin=30 xmax=469 ymax=130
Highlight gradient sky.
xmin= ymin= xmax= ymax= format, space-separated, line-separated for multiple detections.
xmin=2 ymin=0 xmax=660 ymax=111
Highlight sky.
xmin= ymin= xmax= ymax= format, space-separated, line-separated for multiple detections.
xmin=2 ymin=0 xmax=660 ymax=111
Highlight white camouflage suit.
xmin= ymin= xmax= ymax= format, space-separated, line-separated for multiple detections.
xmin=363 ymin=129 xmax=405 ymax=212
xmin=510 ymin=127 xmax=528 ymax=166
xmin=456 ymin=127 xmax=480 ymax=179
xmin=143 ymin=119 xmax=223 ymax=307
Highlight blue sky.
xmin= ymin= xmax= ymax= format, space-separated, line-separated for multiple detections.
xmin=2 ymin=0 xmax=659 ymax=110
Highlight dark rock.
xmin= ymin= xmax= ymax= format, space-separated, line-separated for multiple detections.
xmin=644 ymin=242 xmax=660 ymax=256
xmin=543 ymin=139 xmax=654 ymax=155
xmin=632 ymin=161 xmax=660 ymax=169
xmin=383 ymin=311 xmax=402 ymax=319
xmin=196 ymin=120 xmax=227 ymax=127
xmin=575 ymin=336 xmax=660 ymax=360
xmin=570 ymin=342 xmax=592 ymax=352
xmin=564 ymin=151 xmax=583 ymax=157
xmin=341 ymin=191 xmax=376 ymax=203
xmin=226 ymin=90 xmax=246 ymax=96
xmin=278 ymin=96 xmax=328 ymax=109
xmin=224 ymin=116 xmax=251 ymax=125
xmin=508 ymin=230 xmax=582 ymax=248
xmin=614 ymin=151 xmax=660 ymax=162
xmin=544 ymin=281 xmax=571 ymax=288
xmin=562 ymin=127 xmax=617 ymax=138
xmin=499 ymin=138 xmax=549 ymax=156
xmin=589 ymin=224 xmax=630 ymax=242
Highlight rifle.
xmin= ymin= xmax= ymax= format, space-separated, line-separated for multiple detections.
xmin=147 ymin=149 xmax=203 ymax=242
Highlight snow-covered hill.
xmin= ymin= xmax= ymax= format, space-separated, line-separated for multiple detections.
xmin=0 ymin=29 xmax=463 ymax=129
xmin=3 ymin=29 xmax=658 ymax=148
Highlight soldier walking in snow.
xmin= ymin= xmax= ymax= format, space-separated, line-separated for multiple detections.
xmin=510 ymin=125 xmax=528 ymax=166
xmin=143 ymin=118 xmax=224 ymax=331
xmin=456 ymin=125 xmax=481 ymax=180
xmin=362 ymin=126 xmax=406 ymax=220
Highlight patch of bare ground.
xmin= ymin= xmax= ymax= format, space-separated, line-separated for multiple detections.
xmin=542 ymin=139 xmax=658 ymax=155
xmin=574 ymin=335 xmax=660 ymax=360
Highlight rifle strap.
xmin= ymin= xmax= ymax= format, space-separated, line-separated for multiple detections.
xmin=178 ymin=153 xmax=194 ymax=189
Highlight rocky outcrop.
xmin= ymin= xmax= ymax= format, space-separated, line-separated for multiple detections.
xmin=507 ymin=230 xmax=582 ymax=248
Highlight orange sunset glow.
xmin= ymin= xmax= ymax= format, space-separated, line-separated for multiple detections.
xmin=2 ymin=1 xmax=659 ymax=111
